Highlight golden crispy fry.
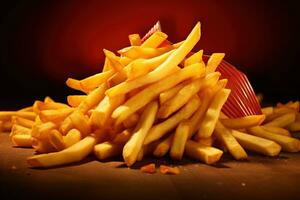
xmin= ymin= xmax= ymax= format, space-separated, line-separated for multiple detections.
xmin=118 ymin=45 xmax=174 ymax=59
xmin=261 ymin=107 xmax=273 ymax=117
xmin=214 ymin=121 xmax=248 ymax=160
xmin=90 ymin=95 xmax=125 ymax=128
xmin=112 ymin=129 xmax=133 ymax=144
xmin=158 ymin=70 xmax=218 ymax=119
xmin=185 ymin=140 xmax=223 ymax=164
xmin=112 ymin=64 xmax=204 ymax=124
xmin=197 ymin=137 xmax=214 ymax=146
xmin=126 ymin=49 xmax=175 ymax=80
xmin=141 ymin=31 xmax=168 ymax=48
xmin=128 ymin=34 xmax=141 ymax=46
xmin=12 ymin=117 xmax=34 ymax=128
xmin=170 ymin=121 xmax=190 ymax=160
xmin=261 ymin=126 xmax=291 ymax=137
xmin=69 ymin=111 xmax=91 ymax=137
xmin=107 ymin=22 xmax=201 ymax=97
xmin=60 ymin=117 xmax=74 ymax=135
xmin=119 ymin=56 xmax=132 ymax=66
xmin=264 ymin=112 xmax=296 ymax=127
xmin=44 ymin=96 xmax=54 ymax=103
xmin=80 ymin=70 xmax=114 ymax=92
xmin=265 ymin=107 xmax=296 ymax=122
xmin=248 ymin=126 xmax=300 ymax=152
xmin=33 ymin=101 xmax=70 ymax=113
xmin=66 ymin=78 xmax=87 ymax=93
xmin=48 ymin=129 xmax=65 ymax=151
xmin=196 ymin=88 xmax=231 ymax=139
xmin=11 ymin=134 xmax=33 ymax=147
xmin=67 ymin=95 xmax=87 ymax=107
xmin=0 ymin=111 xmax=36 ymax=121
xmin=27 ymin=136 xmax=96 ymax=168
xmin=63 ymin=129 xmax=81 ymax=148
xmin=206 ymin=53 xmax=225 ymax=74
xmin=9 ymin=124 xmax=31 ymax=138
xmin=144 ymin=95 xmax=201 ymax=145
xmin=102 ymin=57 xmax=111 ymax=72
xmin=159 ymin=80 xmax=189 ymax=104
xmin=137 ymin=140 xmax=160 ymax=161
xmin=123 ymin=101 xmax=158 ymax=166
xmin=231 ymin=130 xmax=281 ymax=156
xmin=103 ymin=49 xmax=124 ymax=72
xmin=220 ymin=115 xmax=265 ymax=129
xmin=107 ymin=71 xmax=127 ymax=88
xmin=18 ymin=106 xmax=33 ymax=112
xmin=39 ymin=108 xmax=74 ymax=123
xmin=286 ymin=122 xmax=300 ymax=132
xmin=184 ymin=50 xmax=204 ymax=67
xmin=94 ymin=141 xmax=122 ymax=160
xmin=123 ymin=113 xmax=139 ymax=129
xmin=153 ymin=134 xmax=174 ymax=157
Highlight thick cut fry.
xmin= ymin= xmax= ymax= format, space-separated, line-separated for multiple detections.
xmin=103 ymin=49 xmax=124 ymax=72
xmin=77 ymin=83 xmax=107 ymax=114
xmin=48 ymin=130 xmax=65 ymax=151
xmin=248 ymin=126 xmax=300 ymax=152
xmin=261 ymin=126 xmax=291 ymax=137
xmin=153 ymin=134 xmax=174 ymax=157
xmin=27 ymin=136 xmax=96 ymax=168
xmin=123 ymin=101 xmax=158 ymax=166
xmin=184 ymin=50 xmax=204 ymax=67
xmin=197 ymin=89 xmax=231 ymax=139
xmin=144 ymin=95 xmax=201 ymax=145
xmin=129 ymin=34 xmax=141 ymax=46
xmin=69 ymin=111 xmax=91 ymax=137
xmin=112 ymin=129 xmax=132 ymax=144
xmin=60 ymin=117 xmax=74 ymax=135
xmin=126 ymin=50 xmax=175 ymax=80
xmin=0 ymin=111 xmax=36 ymax=121
xmin=123 ymin=113 xmax=139 ymax=129
xmin=90 ymin=95 xmax=125 ymax=128
xmin=9 ymin=124 xmax=31 ymax=138
xmin=214 ymin=121 xmax=248 ymax=160
xmin=206 ymin=53 xmax=225 ymax=74
xmin=185 ymin=140 xmax=223 ymax=164
xmin=94 ymin=141 xmax=122 ymax=160
xmin=141 ymin=31 xmax=168 ymax=48
xmin=231 ymin=130 xmax=281 ymax=156
xmin=265 ymin=107 xmax=296 ymax=122
xmin=67 ymin=95 xmax=87 ymax=107
xmin=220 ymin=115 xmax=265 ymax=129
xmin=63 ymin=129 xmax=81 ymax=148
xmin=39 ymin=108 xmax=74 ymax=123
xmin=264 ymin=113 xmax=296 ymax=128
xmin=107 ymin=71 xmax=127 ymax=88
xmin=197 ymin=137 xmax=214 ymax=146
xmin=158 ymin=70 xmax=218 ymax=119
xmin=12 ymin=117 xmax=34 ymax=128
xmin=118 ymin=45 xmax=174 ymax=59
xmin=107 ymin=22 xmax=201 ymax=97
xmin=286 ymin=121 xmax=300 ymax=132
xmin=66 ymin=78 xmax=86 ymax=93
xmin=80 ymin=70 xmax=114 ymax=92
xmin=11 ymin=134 xmax=33 ymax=147
xmin=112 ymin=64 xmax=205 ymax=124
xmin=261 ymin=107 xmax=273 ymax=117
xmin=159 ymin=80 xmax=189 ymax=104
xmin=170 ymin=121 xmax=190 ymax=160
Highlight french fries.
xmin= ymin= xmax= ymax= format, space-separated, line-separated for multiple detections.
xmin=170 ymin=121 xmax=190 ymax=160
xmin=220 ymin=115 xmax=265 ymax=129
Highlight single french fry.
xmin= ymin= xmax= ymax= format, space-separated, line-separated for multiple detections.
xmin=39 ymin=108 xmax=74 ymax=123
xmin=90 ymin=95 xmax=125 ymax=128
xmin=214 ymin=121 xmax=248 ymax=160
xmin=123 ymin=101 xmax=158 ymax=166
xmin=129 ymin=34 xmax=141 ymax=46
xmin=27 ymin=136 xmax=96 ymax=168
xmin=184 ymin=50 xmax=204 ymax=67
xmin=158 ymin=70 xmax=218 ymax=119
xmin=33 ymin=101 xmax=70 ymax=113
xmin=231 ymin=130 xmax=281 ymax=156
xmin=197 ymin=137 xmax=214 ymax=146
xmin=286 ymin=121 xmax=300 ymax=132
xmin=12 ymin=117 xmax=34 ymax=128
xmin=60 ymin=117 xmax=74 ymax=135
xmin=159 ymin=80 xmax=189 ymax=104
xmin=0 ymin=111 xmax=36 ymax=121
xmin=103 ymin=49 xmax=124 ymax=72
xmin=63 ymin=129 xmax=81 ymax=148
xmin=66 ymin=78 xmax=86 ymax=93
xmin=107 ymin=22 xmax=201 ymax=97
xmin=170 ymin=121 xmax=190 ymax=160
xmin=102 ymin=57 xmax=111 ymax=72
xmin=118 ymin=45 xmax=174 ymax=59
xmin=141 ymin=31 xmax=168 ymax=48
xmin=261 ymin=107 xmax=273 ymax=117
xmin=9 ymin=124 xmax=31 ymax=138
xmin=144 ymin=95 xmax=201 ymax=145
xmin=18 ymin=106 xmax=33 ymax=112
xmin=123 ymin=113 xmax=139 ymax=129
xmin=112 ymin=129 xmax=132 ymax=144
xmin=153 ymin=134 xmax=174 ymax=157
xmin=112 ymin=64 xmax=204 ymax=125
xmin=206 ymin=53 xmax=225 ymax=74
xmin=265 ymin=107 xmax=296 ymax=122
xmin=278 ymin=101 xmax=300 ymax=112
xmin=94 ymin=141 xmax=122 ymax=160
xmin=261 ymin=126 xmax=291 ymax=137
xmin=11 ymin=134 xmax=33 ymax=147
xmin=48 ymin=129 xmax=65 ymax=151
xmin=185 ymin=140 xmax=223 ymax=164
xmin=196 ymin=89 xmax=231 ymax=139
xmin=67 ymin=95 xmax=87 ymax=107
xmin=80 ymin=70 xmax=114 ymax=92
xmin=220 ymin=115 xmax=265 ymax=129
xmin=69 ymin=111 xmax=91 ymax=137
xmin=44 ymin=96 xmax=54 ymax=103
xmin=126 ymin=49 xmax=175 ymax=80
xmin=248 ymin=126 xmax=300 ymax=152
xmin=264 ymin=112 xmax=296 ymax=128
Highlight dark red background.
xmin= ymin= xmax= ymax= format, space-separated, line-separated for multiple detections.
xmin=0 ymin=0 xmax=299 ymax=109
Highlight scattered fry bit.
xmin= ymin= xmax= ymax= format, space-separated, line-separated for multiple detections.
xmin=140 ymin=163 xmax=156 ymax=174
xmin=160 ymin=165 xmax=180 ymax=175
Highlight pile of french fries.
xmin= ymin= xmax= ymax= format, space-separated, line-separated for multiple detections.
xmin=1 ymin=22 xmax=300 ymax=170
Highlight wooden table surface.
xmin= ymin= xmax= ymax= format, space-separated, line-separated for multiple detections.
xmin=1 ymin=132 xmax=300 ymax=200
